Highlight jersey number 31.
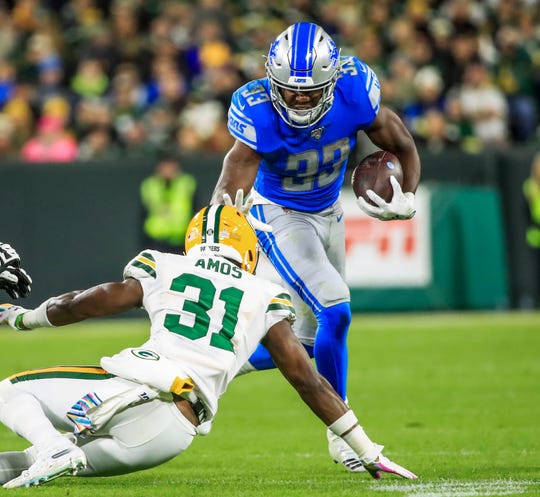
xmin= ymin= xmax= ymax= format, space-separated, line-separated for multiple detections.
xmin=164 ymin=274 xmax=243 ymax=353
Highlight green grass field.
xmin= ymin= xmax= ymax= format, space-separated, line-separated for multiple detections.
xmin=0 ymin=312 xmax=538 ymax=496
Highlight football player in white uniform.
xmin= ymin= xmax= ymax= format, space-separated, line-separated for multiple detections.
xmin=0 ymin=243 xmax=32 ymax=299
xmin=0 ymin=203 xmax=416 ymax=488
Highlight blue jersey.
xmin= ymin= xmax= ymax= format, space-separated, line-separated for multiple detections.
xmin=227 ymin=56 xmax=381 ymax=212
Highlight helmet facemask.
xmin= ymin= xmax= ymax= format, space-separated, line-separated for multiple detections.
xmin=265 ymin=22 xmax=341 ymax=129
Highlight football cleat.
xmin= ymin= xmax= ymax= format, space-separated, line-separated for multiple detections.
xmin=3 ymin=444 xmax=86 ymax=488
xmin=360 ymin=444 xmax=418 ymax=480
xmin=327 ymin=429 xmax=366 ymax=473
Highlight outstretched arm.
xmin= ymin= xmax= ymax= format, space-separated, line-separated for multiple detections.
xmin=260 ymin=319 xmax=418 ymax=479
xmin=261 ymin=319 xmax=348 ymax=425
xmin=365 ymin=105 xmax=421 ymax=193
xmin=1 ymin=278 xmax=143 ymax=330
xmin=210 ymin=140 xmax=261 ymax=204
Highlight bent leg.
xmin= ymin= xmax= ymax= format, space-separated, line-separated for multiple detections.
xmin=254 ymin=204 xmax=351 ymax=398
xmin=78 ymin=399 xmax=196 ymax=476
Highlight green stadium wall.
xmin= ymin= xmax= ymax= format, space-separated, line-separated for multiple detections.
xmin=0 ymin=147 xmax=537 ymax=311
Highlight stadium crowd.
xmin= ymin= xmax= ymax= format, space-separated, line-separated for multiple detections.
xmin=0 ymin=0 xmax=538 ymax=162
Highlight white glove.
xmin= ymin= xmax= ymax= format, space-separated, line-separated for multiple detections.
xmin=0 ymin=243 xmax=32 ymax=299
xmin=222 ymin=189 xmax=273 ymax=232
xmin=0 ymin=243 xmax=19 ymax=268
xmin=356 ymin=176 xmax=416 ymax=221
xmin=0 ymin=303 xmax=30 ymax=330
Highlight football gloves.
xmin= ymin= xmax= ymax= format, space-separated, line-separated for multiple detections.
xmin=0 ymin=303 xmax=30 ymax=330
xmin=357 ymin=176 xmax=416 ymax=221
xmin=222 ymin=189 xmax=273 ymax=232
xmin=0 ymin=243 xmax=32 ymax=299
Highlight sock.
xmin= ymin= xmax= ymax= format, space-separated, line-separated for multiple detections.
xmin=313 ymin=302 xmax=351 ymax=399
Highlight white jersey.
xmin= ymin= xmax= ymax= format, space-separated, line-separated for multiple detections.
xmin=109 ymin=250 xmax=295 ymax=420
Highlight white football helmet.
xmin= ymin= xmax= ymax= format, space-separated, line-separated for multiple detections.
xmin=265 ymin=22 xmax=341 ymax=128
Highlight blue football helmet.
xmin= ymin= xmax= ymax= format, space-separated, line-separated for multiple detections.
xmin=265 ymin=22 xmax=341 ymax=128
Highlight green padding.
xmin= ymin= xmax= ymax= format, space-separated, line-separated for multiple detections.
xmin=350 ymin=185 xmax=509 ymax=312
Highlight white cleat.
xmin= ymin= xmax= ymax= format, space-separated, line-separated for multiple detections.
xmin=327 ymin=429 xmax=366 ymax=473
xmin=3 ymin=444 xmax=86 ymax=488
xmin=360 ymin=444 xmax=418 ymax=480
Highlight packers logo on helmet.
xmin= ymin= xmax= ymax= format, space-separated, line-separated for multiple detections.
xmin=185 ymin=205 xmax=259 ymax=274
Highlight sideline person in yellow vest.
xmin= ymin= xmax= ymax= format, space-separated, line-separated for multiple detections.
xmin=523 ymin=153 xmax=540 ymax=250
xmin=140 ymin=156 xmax=197 ymax=253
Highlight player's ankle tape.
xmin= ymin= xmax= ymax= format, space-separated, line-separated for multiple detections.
xmin=328 ymin=410 xmax=358 ymax=437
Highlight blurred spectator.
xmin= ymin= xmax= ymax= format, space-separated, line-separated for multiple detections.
xmin=139 ymin=155 xmax=198 ymax=253
xmin=403 ymin=66 xmax=446 ymax=138
xmin=493 ymin=26 xmax=538 ymax=142
xmin=73 ymin=96 xmax=113 ymax=138
xmin=21 ymin=115 xmax=78 ymax=162
xmin=0 ymin=0 xmax=537 ymax=161
xmin=0 ymin=113 xmax=18 ymax=159
xmin=115 ymin=114 xmax=156 ymax=158
xmin=77 ymin=125 xmax=120 ymax=160
xmin=0 ymin=59 xmax=16 ymax=107
xmin=458 ymin=59 xmax=509 ymax=148
xmin=3 ymin=95 xmax=34 ymax=149
xmin=70 ymin=58 xmax=109 ymax=99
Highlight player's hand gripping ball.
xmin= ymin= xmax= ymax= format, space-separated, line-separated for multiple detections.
xmin=352 ymin=151 xmax=416 ymax=221
xmin=351 ymin=151 xmax=403 ymax=205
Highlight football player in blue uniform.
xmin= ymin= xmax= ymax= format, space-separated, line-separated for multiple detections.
xmin=211 ymin=22 xmax=420 ymax=472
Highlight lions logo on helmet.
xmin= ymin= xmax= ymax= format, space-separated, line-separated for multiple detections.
xmin=185 ymin=205 xmax=259 ymax=274
xmin=265 ymin=22 xmax=341 ymax=128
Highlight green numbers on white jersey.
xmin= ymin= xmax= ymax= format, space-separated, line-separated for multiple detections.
xmin=164 ymin=273 xmax=244 ymax=353
xmin=282 ymin=137 xmax=350 ymax=191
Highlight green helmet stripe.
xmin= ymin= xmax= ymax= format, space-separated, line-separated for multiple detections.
xmin=201 ymin=205 xmax=225 ymax=244
xmin=213 ymin=205 xmax=224 ymax=243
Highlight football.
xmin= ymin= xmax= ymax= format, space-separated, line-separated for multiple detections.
xmin=351 ymin=151 xmax=403 ymax=205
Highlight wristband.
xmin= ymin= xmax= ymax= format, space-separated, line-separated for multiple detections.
xmin=19 ymin=300 xmax=55 ymax=330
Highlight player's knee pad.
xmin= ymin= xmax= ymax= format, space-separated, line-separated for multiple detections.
xmin=317 ymin=302 xmax=352 ymax=341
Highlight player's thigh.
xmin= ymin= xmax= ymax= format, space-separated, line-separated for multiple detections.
xmin=257 ymin=205 xmax=349 ymax=307
xmin=4 ymin=370 xmax=140 ymax=432
xmin=78 ymin=399 xmax=196 ymax=477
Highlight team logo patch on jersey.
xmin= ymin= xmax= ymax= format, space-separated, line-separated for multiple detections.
xmin=310 ymin=126 xmax=324 ymax=140
xmin=130 ymin=348 xmax=160 ymax=361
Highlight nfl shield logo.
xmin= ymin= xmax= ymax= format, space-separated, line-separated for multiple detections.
xmin=311 ymin=127 xmax=324 ymax=140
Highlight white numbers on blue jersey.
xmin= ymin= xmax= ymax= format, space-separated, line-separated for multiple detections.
xmin=340 ymin=57 xmax=359 ymax=76
xmin=283 ymin=138 xmax=350 ymax=192
xmin=241 ymin=85 xmax=270 ymax=106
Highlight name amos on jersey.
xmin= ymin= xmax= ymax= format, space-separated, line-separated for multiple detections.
xmin=195 ymin=257 xmax=243 ymax=279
